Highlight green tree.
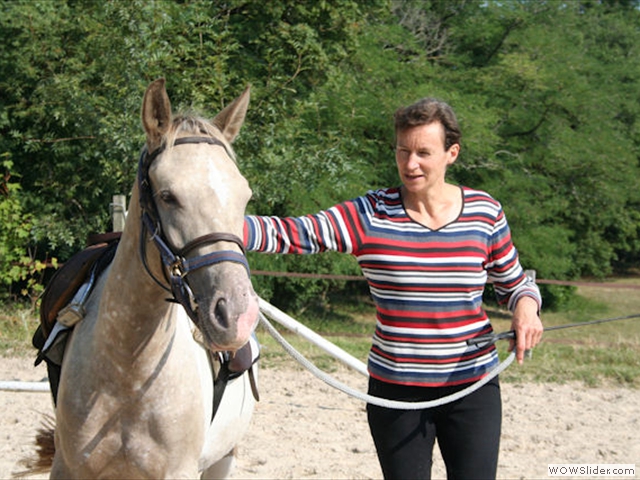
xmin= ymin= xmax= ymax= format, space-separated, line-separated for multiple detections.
xmin=0 ymin=157 xmax=55 ymax=302
xmin=465 ymin=1 xmax=640 ymax=279
xmin=2 ymin=0 xmax=639 ymax=310
xmin=0 ymin=0 xmax=381 ymax=305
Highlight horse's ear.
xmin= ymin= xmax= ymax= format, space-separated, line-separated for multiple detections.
xmin=212 ymin=85 xmax=250 ymax=144
xmin=142 ymin=78 xmax=172 ymax=151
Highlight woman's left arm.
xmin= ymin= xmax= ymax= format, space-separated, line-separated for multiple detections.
xmin=486 ymin=203 xmax=543 ymax=363
xmin=510 ymin=295 xmax=543 ymax=364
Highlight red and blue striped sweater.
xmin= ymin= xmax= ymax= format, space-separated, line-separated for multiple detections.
xmin=244 ymin=186 xmax=541 ymax=387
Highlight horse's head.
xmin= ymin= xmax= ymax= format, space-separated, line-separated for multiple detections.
xmin=139 ymin=78 xmax=258 ymax=352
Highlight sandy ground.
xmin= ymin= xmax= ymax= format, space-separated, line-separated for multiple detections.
xmin=1 ymin=356 xmax=638 ymax=479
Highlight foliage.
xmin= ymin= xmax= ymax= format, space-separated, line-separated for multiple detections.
xmin=0 ymin=157 xmax=56 ymax=302
xmin=1 ymin=0 xmax=640 ymax=310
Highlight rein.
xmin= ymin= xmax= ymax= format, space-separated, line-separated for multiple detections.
xmin=137 ymin=136 xmax=250 ymax=326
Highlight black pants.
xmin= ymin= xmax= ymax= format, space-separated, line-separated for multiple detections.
xmin=367 ymin=376 xmax=501 ymax=480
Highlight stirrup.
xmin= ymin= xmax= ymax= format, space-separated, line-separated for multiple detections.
xmin=57 ymin=303 xmax=85 ymax=327
xmin=56 ymin=263 xmax=99 ymax=327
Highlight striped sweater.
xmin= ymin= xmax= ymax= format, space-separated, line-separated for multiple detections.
xmin=244 ymin=186 xmax=541 ymax=387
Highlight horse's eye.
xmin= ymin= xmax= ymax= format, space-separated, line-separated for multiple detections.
xmin=158 ymin=190 xmax=178 ymax=205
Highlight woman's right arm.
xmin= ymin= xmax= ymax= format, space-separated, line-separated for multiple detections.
xmin=244 ymin=204 xmax=357 ymax=255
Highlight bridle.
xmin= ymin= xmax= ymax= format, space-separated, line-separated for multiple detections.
xmin=137 ymin=135 xmax=250 ymax=327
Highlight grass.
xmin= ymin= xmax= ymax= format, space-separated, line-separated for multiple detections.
xmin=493 ymin=277 xmax=640 ymax=387
xmin=2 ymin=277 xmax=640 ymax=387
xmin=0 ymin=302 xmax=38 ymax=357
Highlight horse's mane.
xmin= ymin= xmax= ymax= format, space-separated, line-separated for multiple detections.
xmin=164 ymin=114 xmax=236 ymax=162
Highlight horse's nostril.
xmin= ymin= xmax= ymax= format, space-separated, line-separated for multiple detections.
xmin=214 ymin=297 xmax=229 ymax=329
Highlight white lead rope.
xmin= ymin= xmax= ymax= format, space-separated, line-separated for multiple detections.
xmin=259 ymin=311 xmax=515 ymax=410
xmin=258 ymin=298 xmax=369 ymax=376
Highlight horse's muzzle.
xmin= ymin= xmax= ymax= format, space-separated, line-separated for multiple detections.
xmin=200 ymin=281 xmax=259 ymax=352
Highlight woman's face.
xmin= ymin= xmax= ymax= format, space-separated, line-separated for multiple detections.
xmin=395 ymin=122 xmax=459 ymax=194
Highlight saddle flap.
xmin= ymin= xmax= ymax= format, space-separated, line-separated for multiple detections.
xmin=39 ymin=235 xmax=121 ymax=338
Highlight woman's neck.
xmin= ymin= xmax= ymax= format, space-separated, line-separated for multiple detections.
xmin=401 ymin=183 xmax=463 ymax=230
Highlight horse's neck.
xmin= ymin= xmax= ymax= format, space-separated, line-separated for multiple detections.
xmin=96 ymin=190 xmax=176 ymax=361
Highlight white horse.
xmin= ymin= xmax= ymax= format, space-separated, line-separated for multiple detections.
xmin=45 ymin=78 xmax=259 ymax=479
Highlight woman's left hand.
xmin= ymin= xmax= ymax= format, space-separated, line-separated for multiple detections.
xmin=509 ymin=296 xmax=543 ymax=364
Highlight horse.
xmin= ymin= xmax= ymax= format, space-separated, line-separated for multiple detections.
xmin=41 ymin=78 xmax=260 ymax=479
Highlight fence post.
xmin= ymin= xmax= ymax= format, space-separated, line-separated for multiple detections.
xmin=112 ymin=194 xmax=127 ymax=232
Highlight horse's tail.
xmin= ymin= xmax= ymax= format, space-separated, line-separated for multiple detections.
xmin=13 ymin=415 xmax=55 ymax=478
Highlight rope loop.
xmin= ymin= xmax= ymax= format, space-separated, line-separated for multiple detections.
xmin=259 ymin=312 xmax=515 ymax=410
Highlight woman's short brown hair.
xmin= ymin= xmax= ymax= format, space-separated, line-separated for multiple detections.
xmin=394 ymin=98 xmax=461 ymax=151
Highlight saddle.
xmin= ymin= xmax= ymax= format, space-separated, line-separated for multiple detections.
xmin=39 ymin=232 xmax=122 ymax=339
xmin=31 ymin=232 xmax=121 ymax=404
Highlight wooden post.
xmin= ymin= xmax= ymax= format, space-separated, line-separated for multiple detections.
xmin=112 ymin=194 xmax=127 ymax=232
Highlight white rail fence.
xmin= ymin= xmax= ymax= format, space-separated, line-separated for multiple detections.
xmin=0 ymin=380 xmax=50 ymax=392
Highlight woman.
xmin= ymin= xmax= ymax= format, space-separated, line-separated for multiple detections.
xmin=244 ymin=97 xmax=543 ymax=479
